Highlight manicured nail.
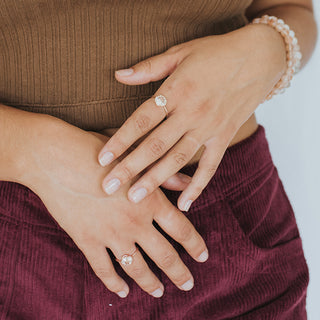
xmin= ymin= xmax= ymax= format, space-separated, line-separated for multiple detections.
xmin=116 ymin=68 xmax=134 ymax=76
xmin=151 ymin=288 xmax=164 ymax=298
xmin=130 ymin=187 xmax=147 ymax=203
xmin=197 ymin=250 xmax=209 ymax=262
xmin=179 ymin=279 xmax=194 ymax=291
xmin=99 ymin=151 xmax=114 ymax=167
xmin=183 ymin=200 xmax=193 ymax=212
xmin=104 ymin=178 xmax=121 ymax=195
xmin=117 ymin=290 xmax=128 ymax=298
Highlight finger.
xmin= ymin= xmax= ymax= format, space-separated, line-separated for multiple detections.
xmin=138 ymin=228 xmax=195 ymax=292
xmin=153 ymin=200 xmax=209 ymax=264
xmin=127 ymin=133 xmax=201 ymax=202
xmin=101 ymin=114 xmax=185 ymax=195
xmin=98 ymin=72 xmax=185 ymax=167
xmin=98 ymin=97 xmax=168 ymax=167
xmin=177 ymin=137 xmax=227 ymax=212
xmin=112 ymin=245 xmax=165 ymax=298
xmin=78 ymin=243 xmax=130 ymax=298
xmin=160 ymin=172 xmax=192 ymax=191
xmin=114 ymin=45 xmax=183 ymax=85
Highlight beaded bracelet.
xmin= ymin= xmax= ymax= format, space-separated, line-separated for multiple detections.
xmin=251 ymin=15 xmax=302 ymax=101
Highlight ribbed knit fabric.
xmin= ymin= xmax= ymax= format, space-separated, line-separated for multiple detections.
xmin=0 ymin=125 xmax=309 ymax=319
xmin=0 ymin=0 xmax=253 ymax=130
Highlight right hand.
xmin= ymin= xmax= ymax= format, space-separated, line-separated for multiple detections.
xmin=20 ymin=115 xmax=209 ymax=298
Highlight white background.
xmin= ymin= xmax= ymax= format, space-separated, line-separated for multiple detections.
xmin=255 ymin=3 xmax=320 ymax=318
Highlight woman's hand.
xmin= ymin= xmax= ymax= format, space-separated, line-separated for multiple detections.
xmin=97 ymin=23 xmax=287 ymax=211
xmin=20 ymin=116 xmax=208 ymax=299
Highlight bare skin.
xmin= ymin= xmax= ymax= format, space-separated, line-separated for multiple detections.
xmin=97 ymin=1 xmax=317 ymax=213
xmin=0 ymin=0 xmax=317 ymax=301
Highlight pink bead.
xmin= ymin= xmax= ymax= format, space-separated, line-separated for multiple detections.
xmin=251 ymin=15 xmax=302 ymax=102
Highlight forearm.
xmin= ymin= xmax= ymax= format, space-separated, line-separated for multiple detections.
xmin=0 ymin=104 xmax=51 ymax=183
xmin=246 ymin=2 xmax=318 ymax=69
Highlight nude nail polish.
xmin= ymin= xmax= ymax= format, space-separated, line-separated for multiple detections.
xmin=117 ymin=290 xmax=128 ymax=298
xmin=184 ymin=200 xmax=193 ymax=212
xmin=104 ymin=178 xmax=121 ymax=195
xmin=99 ymin=151 xmax=114 ymax=167
xmin=197 ymin=250 xmax=209 ymax=262
xmin=130 ymin=188 xmax=147 ymax=203
xmin=179 ymin=279 xmax=194 ymax=291
xmin=151 ymin=288 xmax=164 ymax=298
xmin=116 ymin=68 xmax=134 ymax=76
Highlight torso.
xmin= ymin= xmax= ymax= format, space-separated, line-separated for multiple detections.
xmin=0 ymin=0 xmax=254 ymax=132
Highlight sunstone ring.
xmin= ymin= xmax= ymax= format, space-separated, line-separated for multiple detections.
xmin=154 ymin=94 xmax=168 ymax=118
xmin=116 ymin=247 xmax=139 ymax=266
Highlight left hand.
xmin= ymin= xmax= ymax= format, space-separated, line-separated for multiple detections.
xmin=98 ymin=23 xmax=287 ymax=212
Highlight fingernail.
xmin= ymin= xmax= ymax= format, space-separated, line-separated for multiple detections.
xmin=99 ymin=151 xmax=114 ymax=167
xmin=151 ymin=288 xmax=164 ymax=298
xmin=116 ymin=68 xmax=134 ymax=76
xmin=104 ymin=178 xmax=121 ymax=195
xmin=183 ymin=200 xmax=193 ymax=212
xmin=130 ymin=187 xmax=147 ymax=203
xmin=117 ymin=290 xmax=128 ymax=298
xmin=179 ymin=279 xmax=194 ymax=291
xmin=197 ymin=250 xmax=209 ymax=262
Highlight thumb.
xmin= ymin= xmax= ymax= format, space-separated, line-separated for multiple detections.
xmin=114 ymin=48 xmax=181 ymax=85
xmin=160 ymin=172 xmax=192 ymax=191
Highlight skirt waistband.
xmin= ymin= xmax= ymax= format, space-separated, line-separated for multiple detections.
xmin=0 ymin=124 xmax=274 ymax=229
xmin=176 ymin=124 xmax=274 ymax=206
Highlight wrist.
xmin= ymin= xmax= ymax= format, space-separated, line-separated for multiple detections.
xmin=0 ymin=105 xmax=57 ymax=184
xmin=245 ymin=22 xmax=287 ymax=76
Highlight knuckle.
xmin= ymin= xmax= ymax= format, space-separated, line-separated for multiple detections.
xmin=159 ymin=251 xmax=178 ymax=270
xmin=177 ymin=220 xmax=193 ymax=242
xmin=180 ymin=79 xmax=198 ymax=99
xmin=120 ymin=163 xmax=134 ymax=181
xmin=94 ymin=267 xmax=114 ymax=281
xmin=112 ymin=134 xmax=127 ymax=151
xmin=184 ymin=135 xmax=201 ymax=150
xmin=174 ymin=273 xmax=191 ymax=286
xmin=141 ymin=59 xmax=153 ymax=74
xmin=173 ymin=152 xmax=188 ymax=166
xmin=199 ymin=163 xmax=219 ymax=181
xmin=163 ymin=77 xmax=179 ymax=93
xmin=130 ymin=266 xmax=146 ymax=279
xmin=142 ymin=174 xmax=159 ymax=191
xmin=148 ymin=137 xmax=166 ymax=157
xmin=134 ymin=113 xmax=151 ymax=133
xmin=207 ymin=164 xmax=218 ymax=177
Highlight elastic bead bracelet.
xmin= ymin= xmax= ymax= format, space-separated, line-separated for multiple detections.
xmin=251 ymin=15 xmax=302 ymax=101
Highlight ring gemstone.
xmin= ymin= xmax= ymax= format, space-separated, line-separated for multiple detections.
xmin=121 ymin=254 xmax=133 ymax=266
xmin=155 ymin=94 xmax=167 ymax=107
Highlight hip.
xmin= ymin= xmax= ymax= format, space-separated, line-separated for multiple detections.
xmin=0 ymin=123 xmax=309 ymax=319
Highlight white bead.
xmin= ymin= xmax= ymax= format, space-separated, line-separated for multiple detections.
xmin=289 ymin=30 xmax=295 ymax=38
xmin=250 ymin=15 xmax=301 ymax=101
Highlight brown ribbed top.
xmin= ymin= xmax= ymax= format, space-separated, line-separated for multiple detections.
xmin=0 ymin=0 xmax=253 ymax=130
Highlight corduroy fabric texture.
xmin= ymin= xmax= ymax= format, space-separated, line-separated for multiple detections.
xmin=0 ymin=0 xmax=253 ymax=130
xmin=0 ymin=125 xmax=309 ymax=319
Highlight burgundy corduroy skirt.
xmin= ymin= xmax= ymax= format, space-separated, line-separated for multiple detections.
xmin=0 ymin=125 xmax=309 ymax=319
